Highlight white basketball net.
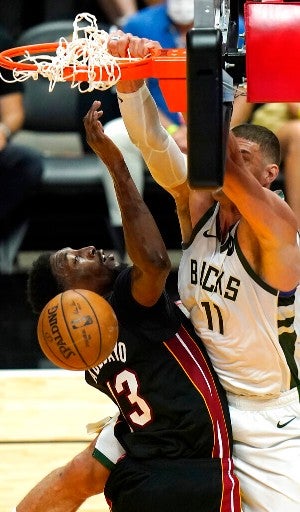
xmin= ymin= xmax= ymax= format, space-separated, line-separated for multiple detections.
xmin=2 ymin=12 xmax=139 ymax=92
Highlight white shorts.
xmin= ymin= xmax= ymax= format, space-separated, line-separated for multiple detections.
xmin=228 ymin=388 xmax=300 ymax=512
xmin=94 ymin=415 xmax=125 ymax=469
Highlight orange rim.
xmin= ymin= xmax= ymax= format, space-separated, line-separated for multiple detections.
xmin=0 ymin=43 xmax=186 ymax=81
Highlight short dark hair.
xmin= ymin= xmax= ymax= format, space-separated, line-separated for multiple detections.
xmin=231 ymin=123 xmax=281 ymax=166
xmin=27 ymin=252 xmax=63 ymax=314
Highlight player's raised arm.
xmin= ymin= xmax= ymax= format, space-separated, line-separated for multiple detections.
xmin=223 ymin=128 xmax=300 ymax=291
xmin=108 ymin=31 xmax=198 ymax=241
xmin=83 ymin=101 xmax=171 ymax=306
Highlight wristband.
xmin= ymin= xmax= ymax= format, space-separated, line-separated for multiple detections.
xmin=166 ymin=123 xmax=179 ymax=136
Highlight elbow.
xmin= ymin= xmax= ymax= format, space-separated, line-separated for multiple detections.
xmin=136 ymin=247 xmax=171 ymax=275
xmin=150 ymin=251 xmax=172 ymax=275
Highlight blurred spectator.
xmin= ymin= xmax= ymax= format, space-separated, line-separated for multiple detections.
xmin=231 ymin=94 xmax=300 ymax=228
xmin=0 ymin=0 xmax=162 ymax=39
xmin=0 ymin=0 xmax=44 ymax=39
xmin=238 ymin=0 xmax=245 ymax=50
xmin=81 ymin=0 xmax=164 ymax=27
xmin=0 ymin=24 xmax=43 ymax=273
xmin=102 ymin=0 xmax=193 ymax=259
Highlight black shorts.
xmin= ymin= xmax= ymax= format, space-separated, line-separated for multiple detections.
xmin=105 ymin=455 xmax=241 ymax=512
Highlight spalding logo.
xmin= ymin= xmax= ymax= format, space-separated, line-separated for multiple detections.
xmin=46 ymin=305 xmax=76 ymax=359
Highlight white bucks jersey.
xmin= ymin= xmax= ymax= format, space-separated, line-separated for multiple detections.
xmin=178 ymin=203 xmax=300 ymax=397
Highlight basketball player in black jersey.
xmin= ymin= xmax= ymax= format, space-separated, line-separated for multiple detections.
xmin=16 ymin=101 xmax=241 ymax=512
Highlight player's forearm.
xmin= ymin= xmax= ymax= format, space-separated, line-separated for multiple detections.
xmin=116 ymin=78 xmax=145 ymax=94
xmin=117 ymin=83 xmax=187 ymax=191
xmin=230 ymin=90 xmax=253 ymax=127
xmin=115 ymin=172 xmax=171 ymax=271
xmin=15 ymin=466 xmax=86 ymax=512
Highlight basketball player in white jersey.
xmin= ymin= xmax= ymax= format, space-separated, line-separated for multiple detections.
xmin=109 ymin=31 xmax=300 ymax=512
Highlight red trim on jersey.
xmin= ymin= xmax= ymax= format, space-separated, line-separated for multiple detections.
xmin=164 ymin=324 xmax=231 ymax=457
xmin=164 ymin=325 xmax=241 ymax=511
xmin=221 ymin=458 xmax=242 ymax=512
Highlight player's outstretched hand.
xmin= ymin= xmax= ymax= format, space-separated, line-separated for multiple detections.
xmin=83 ymin=101 xmax=124 ymax=169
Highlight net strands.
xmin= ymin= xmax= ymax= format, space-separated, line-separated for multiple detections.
xmin=0 ymin=12 xmax=186 ymax=92
xmin=0 ymin=42 xmax=122 ymax=92
xmin=0 ymin=12 xmax=146 ymax=92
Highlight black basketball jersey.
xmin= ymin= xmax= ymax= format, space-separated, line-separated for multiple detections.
xmin=85 ymin=267 xmax=233 ymax=460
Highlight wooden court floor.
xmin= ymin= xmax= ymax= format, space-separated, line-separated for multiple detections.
xmin=0 ymin=369 xmax=118 ymax=512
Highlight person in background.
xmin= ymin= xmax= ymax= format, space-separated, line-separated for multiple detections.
xmin=102 ymin=0 xmax=193 ymax=259
xmin=0 ymin=24 xmax=43 ymax=273
xmin=238 ymin=0 xmax=245 ymax=49
xmin=73 ymin=0 xmax=163 ymax=27
xmin=0 ymin=0 xmax=162 ymax=40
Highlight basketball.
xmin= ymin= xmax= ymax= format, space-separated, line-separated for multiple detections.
xmin=37 ymin=289 xmax=118 ymax=371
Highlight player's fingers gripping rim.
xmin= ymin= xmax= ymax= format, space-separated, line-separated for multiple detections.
xmin=127 ymin=36 xmax=161 ymax=59
xmin=108 ymin=31 xmax=132 ymax=58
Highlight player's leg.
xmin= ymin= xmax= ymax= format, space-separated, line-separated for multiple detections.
xmin=229 ymin=390 xmax=300 ymax=512
xmin=15 ymin=437 xmax=109 ymax=512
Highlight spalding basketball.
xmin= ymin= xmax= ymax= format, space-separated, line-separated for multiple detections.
xmin=37 ymin=289 xmax=118 ymax=371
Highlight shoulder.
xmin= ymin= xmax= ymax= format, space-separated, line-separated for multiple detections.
xmin=181 ymin=202 xmax=218 ymax=250
xmin=189 ymin=190 xmax=215 ymax=229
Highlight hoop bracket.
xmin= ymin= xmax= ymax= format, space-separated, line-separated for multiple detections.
xmin=187 ymin=28 xmax=224 ymax=189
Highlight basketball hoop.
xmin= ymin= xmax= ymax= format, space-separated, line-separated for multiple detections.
xmin=0 ymin=11 xmax=186 ymax=110
xmin=0 ymin=42 xmax=186 ymax=109
xmin=0 ymin=43 xmax=186 ymax=81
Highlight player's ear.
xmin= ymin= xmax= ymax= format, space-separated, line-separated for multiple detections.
xmin=265 ymin=163 xmax=279 ymax=186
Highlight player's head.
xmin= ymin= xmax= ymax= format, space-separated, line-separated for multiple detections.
xmin=232 ymin=123 xmax=281 ymax=166
xmin=167 ymin=0 xmax=194 ymax=26
xmin=231 ymin=123 xmax=281 ymax=188
xmin=27 ymin=247 xmax=126 ymax=314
